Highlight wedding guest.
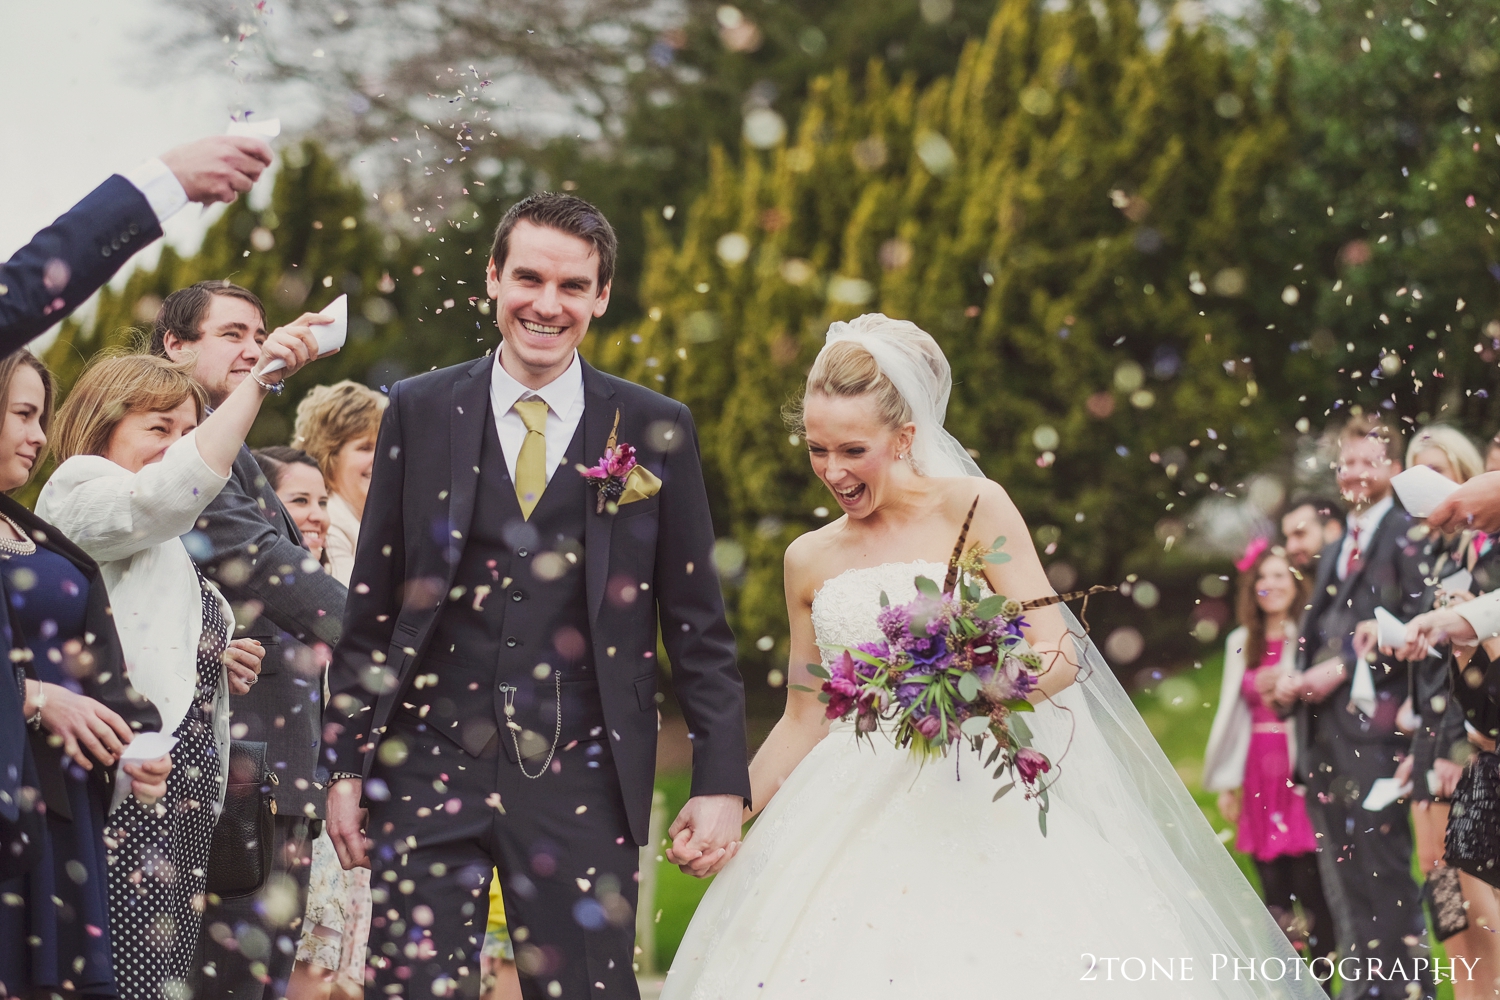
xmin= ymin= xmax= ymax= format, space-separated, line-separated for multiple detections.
xmin=38 ymin=329 xmax=318 ymax=999
xmin=1204 ymin=540 xmax=1332 ymax=959
xmin=1393 ymin=426 xmax=1500 ymax=998
xmin=149 ymin=281 xmax=347 ymax=1000
xmin=1280 ymin=495 xmax=1344 ymax=575
xmin=282 ymin=382 xmax=384 ymax=1000
xmin=252 ymin=447 xmax=330 ymax=566
xmin=0 ymin=136 xmax=272 ymax=351
xmin=291 ymin=380 xmax=385 ymax=585
xmin=1274 ymin=413 xmax=1432 ymax=1000
xmin=0 ymin=351 xmax=171 ymax=998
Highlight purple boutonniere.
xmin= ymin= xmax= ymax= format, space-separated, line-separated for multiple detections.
xmin=580 ymin=442 xmax=639 ymax=514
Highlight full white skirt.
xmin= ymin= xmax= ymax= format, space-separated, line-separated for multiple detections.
xmin=664 ymin=700 xmax=1279 ymax=999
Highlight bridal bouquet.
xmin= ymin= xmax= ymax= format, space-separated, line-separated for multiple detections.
xmin=808 ymin=501 xmax=1062 ymax=823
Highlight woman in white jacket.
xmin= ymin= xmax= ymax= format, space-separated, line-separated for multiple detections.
xmin=36 ymin=321 xmax=324 ymax=1000
xmin=1202 ymin=539 xmax=1333 ymax=960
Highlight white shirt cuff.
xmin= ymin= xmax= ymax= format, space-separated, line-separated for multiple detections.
xmin=121 ymin=158 xmax=190 ymax=224
xmin=1456 ymin=591 xmax=1500 ymax=641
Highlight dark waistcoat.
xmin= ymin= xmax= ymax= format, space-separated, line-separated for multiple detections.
xmin=409 ymin=403 xmax=605 ymax=762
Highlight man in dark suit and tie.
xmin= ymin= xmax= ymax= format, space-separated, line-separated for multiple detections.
xmin=1275 ymin=414 xmax=1432 ymax=998
xmin=149 ymin=281 xmax=349 ymax=998
xmin=0 ymin=135 xmax=272 ymax=352
xmin=324 ymin=193 xmax=751 ymax=998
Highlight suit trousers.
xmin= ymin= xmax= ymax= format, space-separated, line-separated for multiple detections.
xmin=367 ymin=716 xmax=640 ymax=1000
xmin=1304 ymin=735 xmax=1433 ymax=1000
xmin=194 ymin=816 xmax=319 ymax=999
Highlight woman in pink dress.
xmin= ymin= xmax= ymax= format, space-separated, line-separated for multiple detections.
xmin=1204 ymin=541 xmax=1333 ymax=962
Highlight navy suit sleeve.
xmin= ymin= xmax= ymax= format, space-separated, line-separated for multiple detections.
xmin=0 ymin=175 xmax=161 ymax=355
xmin=653 ymin=403 xmax=752 ymax=804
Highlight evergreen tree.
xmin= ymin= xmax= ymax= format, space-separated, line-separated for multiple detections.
xmin=595 ymin=0 xmax=1301 ymax=680
xmin=1255 ymin=0 xmax=1500 ymax=432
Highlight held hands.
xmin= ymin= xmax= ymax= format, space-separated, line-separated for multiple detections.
xmin=249 ymin=314 xmax=334 ymax=387
xmin=1426 ymin=471 xmax=1500 ymax=535
xmin=1272 ymin=657 xmax=1344 ymax=708
xmin=160 ymin=136 xmax=273 ymax=205
xmin=1432 ymin=757 xmax=1464 ymax=800
xmin=31 ymin=680 xmax=135 ymax=770
xmin=666 ymin=794 xmax=744 ymax=878
xmin=1393 ymin=607 xmax=1478 ymax=662
xmin=123 ymin=754 xmax=172 ymax=806
xmin=223 ymin=638 xmax=265 ymax=695
xmin=327 ymin=777 xmax=372 ymax=870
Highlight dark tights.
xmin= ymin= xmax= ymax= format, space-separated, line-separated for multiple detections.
xmin=1255 ymin=851 xmax=1335 ymax=960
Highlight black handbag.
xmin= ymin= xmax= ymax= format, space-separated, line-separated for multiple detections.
xmin=206 ymin=740 xmax=277 ymax=898
xmin=1445 ymin=750 xmax=1500 ymax=888
xmin=1423 ymin=865 xmax=1469 ymax=940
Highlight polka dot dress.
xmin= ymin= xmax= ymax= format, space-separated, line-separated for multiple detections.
xmin=106 ymin=570 xmax=226 ymax=1000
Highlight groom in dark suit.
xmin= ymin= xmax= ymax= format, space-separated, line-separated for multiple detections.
xmin=1278 ymin=414 xmax=1432 ymax=998
xmin=324 ymin=193 xmax=751 ymax=998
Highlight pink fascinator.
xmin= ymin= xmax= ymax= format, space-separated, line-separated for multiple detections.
xmin=1235 ymin=536 xmax=1270 ymax=573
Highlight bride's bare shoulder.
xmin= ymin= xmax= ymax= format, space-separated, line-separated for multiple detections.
xmin=929 ymin=477 xmax=1020 ymax=518
xmin=786 ymin=519 xmax=844 ymax=568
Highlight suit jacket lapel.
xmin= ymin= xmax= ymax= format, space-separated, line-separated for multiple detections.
xmin=447 ymin=356 xmax=494 ymax=572
xmin=581 ymin=361 xmax=617 ymax=624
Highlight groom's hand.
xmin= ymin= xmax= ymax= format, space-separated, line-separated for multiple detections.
xmin=666 ymin=794 xmax=743 ymax=878
xmin=327 ymin=777 xmax=372 ymax=870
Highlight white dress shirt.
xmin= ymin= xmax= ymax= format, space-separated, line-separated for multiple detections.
xmin=489 ymin=349 xmax=586 ymax=485
xmin=1336 ymin=493 xmax=1394 ymax=581
xmin=121 ymin=158 xmax=190 ymax=224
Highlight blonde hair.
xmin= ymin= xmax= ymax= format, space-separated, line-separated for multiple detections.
xmin=292 ymin=380 xmax=387 ymax=484
xmin=52 ymin=353 xmax=206 ymax=464
xmin=788 ymin=340 xmax=912 ymax=435
xmin=1406 ymin=424 xmax=1484 ymax=484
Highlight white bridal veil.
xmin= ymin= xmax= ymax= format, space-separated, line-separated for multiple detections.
xmin=823 ymin=314 xmax=1327 ymax=1000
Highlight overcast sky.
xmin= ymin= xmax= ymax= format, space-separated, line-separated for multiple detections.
xmin=1 ymin=1 xmax=260 ymax=282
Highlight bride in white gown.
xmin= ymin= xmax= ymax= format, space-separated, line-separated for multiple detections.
xmin=661 ymin=315 xmax=1326 ymax=1000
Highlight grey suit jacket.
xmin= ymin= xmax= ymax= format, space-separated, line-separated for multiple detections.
xmin=193 ymin=446 xmax=347 ymax=818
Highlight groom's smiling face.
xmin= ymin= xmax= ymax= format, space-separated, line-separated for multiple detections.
xmin=486 ymin=220 xmax=611 ymax=387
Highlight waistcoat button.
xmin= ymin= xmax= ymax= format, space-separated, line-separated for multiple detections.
xmin=511 ymin=591 xmax=523 ymax=602
xmin=505 ymin=637 xmax=518 ymax=647
xmin=516 ymin=548 xmax=529 ymax=558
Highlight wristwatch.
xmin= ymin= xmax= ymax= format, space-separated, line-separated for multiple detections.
xmin=329 ymin=771 xmax=363 ymax=783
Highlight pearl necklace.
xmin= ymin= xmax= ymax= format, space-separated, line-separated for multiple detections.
xmin=0 ymin=514 xmax=36 ymax=556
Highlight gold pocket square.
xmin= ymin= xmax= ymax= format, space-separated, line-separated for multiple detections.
xmin=618 ymin=464 xmax=661 ymax=505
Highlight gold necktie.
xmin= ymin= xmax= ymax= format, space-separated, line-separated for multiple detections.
xmin=513 ymin=398 xmax=549 ymax=519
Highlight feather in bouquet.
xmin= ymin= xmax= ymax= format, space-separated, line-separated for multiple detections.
xmin=805 ymin=498 xmax=1079 ymax=832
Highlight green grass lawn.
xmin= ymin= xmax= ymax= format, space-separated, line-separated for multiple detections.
xmin=646 ymin=651 xmax=1455 ymax=996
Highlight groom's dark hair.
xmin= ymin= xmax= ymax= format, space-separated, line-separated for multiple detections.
xmin=490 ymin=192 xmax=617 ymax=288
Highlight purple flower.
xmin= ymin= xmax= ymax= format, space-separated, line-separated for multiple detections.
xmin=908 ymin=633 xmax=949 ymax=669
xmin=894 ymin=682 xmax=925 ymax=709
xmin=581 ymin=443 xmax=639 ymax=481
xmin=978 ymin=658 xmax=1036 ymax=703
xmin=822 ymin=651 xmax=862 ymax=720
xmin=1015 ymin=748 xmax=1051 ymax=785
xmin=913 ymin=713 xmax=943 ymax=740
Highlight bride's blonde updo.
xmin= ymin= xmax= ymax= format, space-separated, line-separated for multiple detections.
xmin=790 ymin=314 xmax=979 ymax=478
xmin=799 ymin=338 xmax=913 ymax=432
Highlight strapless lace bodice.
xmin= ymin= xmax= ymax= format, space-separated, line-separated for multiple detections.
xmin=811 ymin=560 xmax=956 ymax=656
